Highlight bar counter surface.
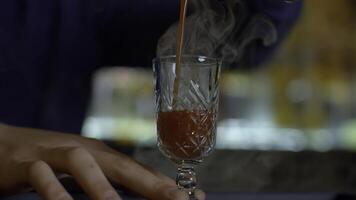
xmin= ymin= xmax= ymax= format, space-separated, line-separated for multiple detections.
xmin=1 ymin=149 xmax=356 ymax=200
xmin=2 ymin=192 xmax=356 ymax=200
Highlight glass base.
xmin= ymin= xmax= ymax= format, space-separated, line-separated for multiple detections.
xmin=176 ymin=160 xmax=200 ymax=200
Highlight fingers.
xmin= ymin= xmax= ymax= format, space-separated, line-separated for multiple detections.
xmin=195 ymin=189 xmax=206 ymax=200
xmin=154 ymin=186 xmax=206 ymax=200
xmin=91 ymin=147 xmax=206 ymax=200
xmin=43 ymin=147 xmax=121 ymax=200
xmin=90 ymin=146 xmax=175 ymax=185
xmin=91 ymin=150 xmax=193 ymax=200
xmin=79 ymin=138 xmax=206 ymax=199
xmin=138 ymin=162 xmax=175 ymax=184
xmin=159 ymin=186 xmax=188 ymax=200
xmin=39 ymin=143 xmax=205 ymax=200
xmin=26 ymin=161 xmax=72 ymax=200
xmin=141 ymin=163 xmax=206 ymax=200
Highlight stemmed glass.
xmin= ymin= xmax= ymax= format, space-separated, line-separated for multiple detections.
xmin=153 ymin=55 xmax=221 ymax=199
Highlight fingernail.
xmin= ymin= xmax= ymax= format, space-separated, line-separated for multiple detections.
xmin=195 ymin=189 xmax=206 ymax=200
xmin=56 ymin=194 xmax=73 ymax=200
xmin=166 ymin=188 xmax=187 ymax=200
xmin=104 ymin=191 xmax=122 ymax=200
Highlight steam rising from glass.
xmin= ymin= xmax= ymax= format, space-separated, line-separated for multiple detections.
xmin=157 ymin=0 xmax=278 ymax=68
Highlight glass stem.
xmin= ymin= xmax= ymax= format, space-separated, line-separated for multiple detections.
xmin=176 ymin=162 xmax=197 ymax=200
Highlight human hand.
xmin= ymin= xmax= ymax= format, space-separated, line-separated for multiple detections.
xmin=0 ymin=124 xmax=205 ymax=200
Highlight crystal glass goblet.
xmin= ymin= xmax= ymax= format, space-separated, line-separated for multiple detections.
xmin=153 ymin=55 xmax=221 ymax=199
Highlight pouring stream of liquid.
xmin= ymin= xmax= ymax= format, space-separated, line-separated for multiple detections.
xmin=172 ymin=0 xmax=188 ymax=108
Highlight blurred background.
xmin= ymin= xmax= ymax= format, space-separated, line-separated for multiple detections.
xmin=82 ymin=0 xmax=356 ymax=152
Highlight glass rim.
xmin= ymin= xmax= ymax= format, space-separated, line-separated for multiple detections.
xmin=153 ymin=55 xmax=221 ymax=64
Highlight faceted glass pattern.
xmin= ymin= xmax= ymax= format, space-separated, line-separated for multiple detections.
xmin=153 ymin=55 xmax=221 ymax=163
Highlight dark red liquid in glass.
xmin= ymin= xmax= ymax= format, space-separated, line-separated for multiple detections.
xmin=157 ymin=110 xmax=216 ymax=160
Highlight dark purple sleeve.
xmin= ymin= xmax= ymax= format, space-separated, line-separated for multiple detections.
xmin=0 ymin=0 xmax=302 ymax=134
xmin=0 ymin=0 xmax=97 ymax=132
xmin=98 ymin=0 xmax=302 ymax=68
xmin=96 ymin=0 xmax=179 ymax=67
xmin=0 ymin=0 xmax=180 ymax=133
xmin=243 ymin=0 xmax=303 ymax=67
